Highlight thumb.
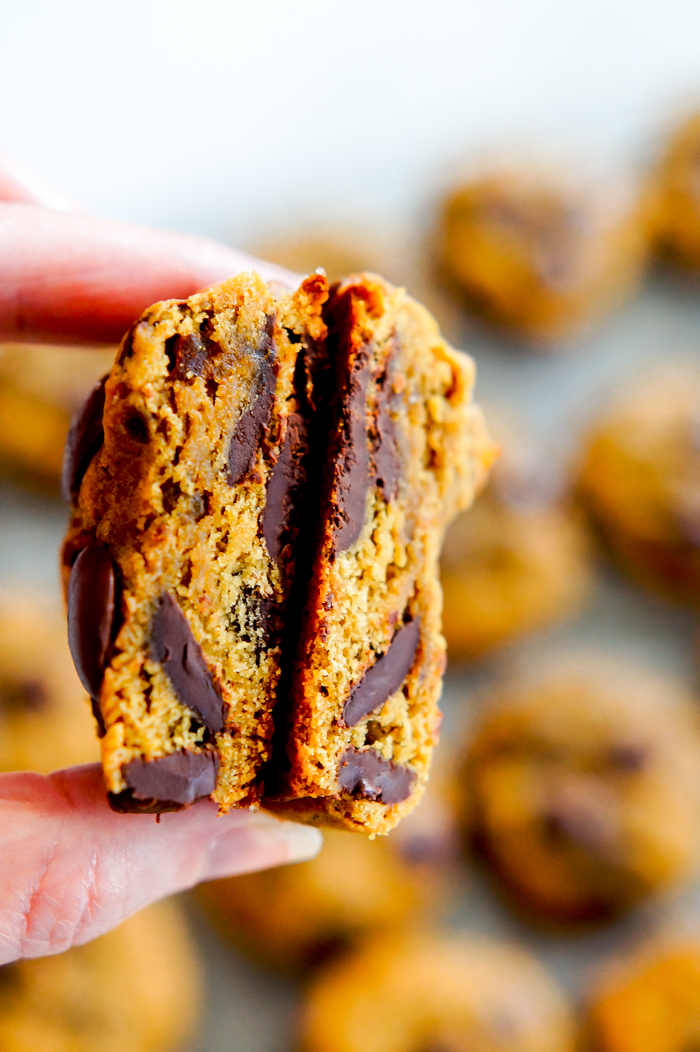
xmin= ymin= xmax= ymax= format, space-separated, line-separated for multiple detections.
xmin=0 ymin=764 xmax=322 ymax=964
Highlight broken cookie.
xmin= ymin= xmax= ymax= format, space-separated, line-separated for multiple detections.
xmin=62 ymin=270 xmax=492 ymax=832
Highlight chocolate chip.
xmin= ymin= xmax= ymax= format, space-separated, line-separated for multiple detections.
xmin=0 ymin=677 xmax=48 ymax=713
xmin=109 ymin=748 xmax=220 ymax=811
xmin=371 ymin=395 xmax=401 ymax=502
xmin=150 ymin=593 xmax=224 ymax=734
xmin=262 ymin=413 xmax=307 ymax=563
xmin=332 ymin=350 xmax=371 ymax=551
xmin=226 ymin=361 xmax=275 ymax=486
xmin=342 ymin=619 xmax=421 ymax=727
xmin=166 ymin=332 xmax=212 ymax=381
xmin=337 ymin=747 xmax=415 ymax=805
xmin=370 ymin=350 xmax=401 ymax=503
xmin=67 ymin=542 xmax=117 ymax=702
xmin=61 ymin=374 xmax=108 ymax=502
xmin=123 ymin=409 xmax=149 ymax=444
xmin=161 ymin=479 xmax=181 ymax=512
xmin=609 ymin=743 xmax=649 ymax=771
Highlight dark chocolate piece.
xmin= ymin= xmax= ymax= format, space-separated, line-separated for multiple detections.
xmin=0 ymin=677 xmax=48 ymax=713
xmin=342 ymin=619 xmax=421 ymax=727
xmin=67 ymin=542 xmax=116 ymax=701
xmin=371 ymin=395 xmax=401 ymax=502
xmin=262 ymin=413 xmax=307 ymax=563
xmin=168 ymin=332 xmax=210 ymax=381
xmin=60 ymin=374 xmax=108 ymax=502
xmin=123 ymin=409 xmax=149 ymax=444
xmin=111 ymin=749 xmax=219 ymax=811
xmin=337 ymin=747 xmax=415 ymax=805
xmin=332 ymin=350 xmax=371 ymax=551
xmin=150 ymin=593 xmax=224 ymax=734
xmin=609 ymin=743 xmax=649 ymax=771
xmin=226 ymin=362 xmax=275 ymax=485
xmin=543 ymin=791 xmax=618 ymax=856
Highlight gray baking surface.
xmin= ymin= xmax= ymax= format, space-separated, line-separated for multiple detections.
xmin=1 ymin=269 xmax=699 ymax=1050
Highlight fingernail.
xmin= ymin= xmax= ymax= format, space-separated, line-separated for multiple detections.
xmin=276 ymin=820 xmax=324 ymax=864
xmin=201 ymin=813 xmax=323 ymax=881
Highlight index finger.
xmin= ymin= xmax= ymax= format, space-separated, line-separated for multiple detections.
xmin=0 ymin=205 xmax=298 ymax=345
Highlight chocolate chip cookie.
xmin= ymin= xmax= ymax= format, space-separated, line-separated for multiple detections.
xmin=300 ymin=932 xmax=576 ymax=1052
xmin=62 ymin=271 xmax=491 ymax=832
xmin=465 ymin=657 xmax=700 ymax=924
xmin=0 ymin=345 xmax=114 ymax=491
xmin=586 ymin=935 xmax=700 ymax=1052
xmin=0 ymin=901 xmax=200 ymax=1052
xmin=0 ymin=593 xmax=98 ymax=773
xmin=441 ymin=166 xmax=650 ymax=343
xmin=651 ymin=111 xmax=700 ymax=270
xmin=441 ymin=439 xmax=590 ymax=661
xmin=578 ymin=363 xmax=700 ymax=608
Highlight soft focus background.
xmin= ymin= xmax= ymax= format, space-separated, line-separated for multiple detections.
xmin=3 ymin=2 xmax=700 ymax=1050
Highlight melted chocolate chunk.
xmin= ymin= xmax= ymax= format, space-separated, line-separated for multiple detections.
xmin=167 ymin=332 xmax=211 ymax=381
xmin=150 ymin=593 xmax=224 ymax=734
xmin=61 ymin=374 xmax=108 ymax=502
xmin=262 ymin=413 xmax=307 ymax=563
xmin=67 ymin=542 xmax=117 ymax=703
xmin=337 ymin=747 xmax=415 ymax=805
xmin=226 ymin=360 xmax=275 ymax=486
xmin=342 ymin=619 xmax=421 ymax=727
xmin=372 ymin=395 xmax=401 ymax=502
xmin=332 ymin=351 xmax=371 ymax=551
xmin=109 ymin=749 xmax=219 ymax=811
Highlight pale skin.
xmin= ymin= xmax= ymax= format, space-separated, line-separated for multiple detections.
xmin=0 ymin=158 xmax=323 ymax=966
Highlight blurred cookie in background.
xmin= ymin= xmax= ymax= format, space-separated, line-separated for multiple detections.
xmin=0 ymin=345 xmax=114 ymax=492
xmin=586 ymin=933 xmax=700 ymax=1051
xmin=651 ymin=112 xmax=700 ymax=272
xmin=300 ymin=931 xmax=577 ymax=1052
xmin=463 ymin=655 xmax=700 ymax=925
xmin=439 ymin=165 xmax=651 ymax=345
xmin=0 ymin=900 xmax=201 ymax=1052
xmin=578 ymin=363 xmax=700 ymax=608
xmin=0 ymin=593 xmax=98 ymax=773
xmin=441 ymin=431 xmax=591 ymax=662
xmin=252 ymin=228 xmax=398 ymax=283
xmin=197 ymin=774 xmax=460 ymax=974
xmin=253 ymin=227 xmax=467 ymax=345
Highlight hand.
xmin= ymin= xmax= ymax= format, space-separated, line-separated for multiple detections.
xmin=0 ymin=157 xmax=321 ymax=965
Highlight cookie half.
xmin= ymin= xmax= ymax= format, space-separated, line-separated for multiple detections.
xmin=267 ymin=275 xmax=490 ymax=834
xmin=62 ymin=272 xmax=328 ymax=811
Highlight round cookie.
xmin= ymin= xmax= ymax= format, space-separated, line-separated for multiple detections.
xmin=0 ymin=900 xmax=201 ymax=1052
xmin=441 ymin=444 xmax=590 ymax=661
xmin=300 ymin=931 xmax=576 ymax=1052
xmin=0 ymin=594 xmax=99 ymax=774
xmin=651 ymin=111 xmax=700 ymax=270
xmin=440 ymin=166 xmax=650 ymax=343
xmin=198 ymin=777 xmax=459 ymax=971
xmin=0 ymin=344 xmax=114 ymax=491
xmin=587 ymin=936 xmax=700 ymax=1051
xmin=578 ymin=364 xmax=700 ymax=607
xmin=465 ymin=657 xmax=700 ymax=924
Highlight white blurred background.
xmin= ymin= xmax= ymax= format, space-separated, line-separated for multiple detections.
xmin=2 ymin=0 xmax=700 ymax=244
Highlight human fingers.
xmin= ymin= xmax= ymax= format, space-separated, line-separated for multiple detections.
xmin=0 ymin=153 xmax=80 ymax=210
xmin=0 ymin=764 xmax=322 ymax=964
xmin=0 ymin=205 xmax=299 ymax=345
